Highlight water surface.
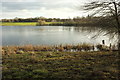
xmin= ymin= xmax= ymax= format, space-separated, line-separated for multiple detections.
xmin=1 ymin=26 xmax=116 ymax=46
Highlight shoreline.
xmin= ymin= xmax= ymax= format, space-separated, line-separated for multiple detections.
xmin=1 ymin=44 xmax=117 ymax=55
xmin=0 ymin=22 xmax=104 ymax=27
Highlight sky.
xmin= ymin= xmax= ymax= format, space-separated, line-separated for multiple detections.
xmin=0 ymin=0 xmax=90 ymax=19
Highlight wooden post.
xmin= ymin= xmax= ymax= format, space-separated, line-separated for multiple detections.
xmin=102 ymin=40 xmax=105 ymax=45
xmin=109 ymin=43 xmax=112 ymax=51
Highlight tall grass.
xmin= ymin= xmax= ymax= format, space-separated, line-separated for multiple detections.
xmin=1 ymin=44 xmax=114 ymax=55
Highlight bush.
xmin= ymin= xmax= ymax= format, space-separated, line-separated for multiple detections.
xmin=63 ymin=20 xmax=76 ymax=26
xmin=36 ymin=20 xmax=47 ymax=26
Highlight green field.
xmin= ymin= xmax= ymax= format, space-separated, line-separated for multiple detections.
xmin=2 ymin=51 xmax=119 ymax=80
xmin=0 ymin=22 xmax=37 ymax=26
xmin=0 ymin=22 xmax=63 ymax=26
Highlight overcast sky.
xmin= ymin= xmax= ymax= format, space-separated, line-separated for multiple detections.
xmin=0 ymin=0 xmax=90 ymax=19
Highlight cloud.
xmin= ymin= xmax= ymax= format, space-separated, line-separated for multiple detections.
xmin=2 ymin=2 xmax=44 ymax=12
xmin=2 ymin=1 xmax=77 ymax=11
xmin=1 ymin=0 xmax=77 ymax=2
xmin=1 ymin=0 xmax=36 ymax=2
xmin=35 ymin=7 xmax=80 ymax=18
xmin=1 ymin=0 xmax=88 ymax=19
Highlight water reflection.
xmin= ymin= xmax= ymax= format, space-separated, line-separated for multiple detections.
xmin=1 ymin=26 xmax=117 ymax=46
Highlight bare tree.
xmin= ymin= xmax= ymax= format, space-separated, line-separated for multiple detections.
xmin=83 ymin=0 xmax=120 ymax=50
xmin=83 ymin=0 xmax=119 ymax=26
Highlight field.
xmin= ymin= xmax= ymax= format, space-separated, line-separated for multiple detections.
xmin=0 ymin=22 xmax=37 ymax=26
xmin=2 ymin=50 xmax=119 ymax=80
xmin=0 ymin=22 xmax=63 ymax=26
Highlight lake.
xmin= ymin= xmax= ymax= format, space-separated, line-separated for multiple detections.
xmin=1 ymin=26 xmax=116 ymax=46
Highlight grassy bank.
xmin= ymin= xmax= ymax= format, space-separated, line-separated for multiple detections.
xmin=1 ymin=22 xmax=37 ymax=26
xmin=2 ymin=51 xmax=119 ymax=80
xmin=0 ymin=21 xmax=107 ymax=26
xmin=1 ymin=22 xmax=93 ymax=26
xmin=1 ymin=22 xmax=63 ymax=26
xmin=1 ymin=44 xmax=119 ymax=80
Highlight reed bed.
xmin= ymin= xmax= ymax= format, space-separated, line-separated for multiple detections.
xmin=1 ymin=43 xmax=115 ymax=55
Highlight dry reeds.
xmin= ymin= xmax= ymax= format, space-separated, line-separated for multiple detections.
xmin=2 ymin=43 xmax=113 ymax=55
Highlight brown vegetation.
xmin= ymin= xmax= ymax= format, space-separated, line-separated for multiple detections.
xmin=1 ymin=44 xmax=117 ymax=55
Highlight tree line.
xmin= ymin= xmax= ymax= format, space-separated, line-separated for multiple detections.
xmin=1 ymin=17 xmax=69 ymax=22
xmin=1 ymin=15 xmax=119 ymax=27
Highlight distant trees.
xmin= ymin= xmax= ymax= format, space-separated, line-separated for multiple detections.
xmin=1 ymin=17 xmax=66 ymax=22
xmin=2 ymin=16 xmax=116 ymax=26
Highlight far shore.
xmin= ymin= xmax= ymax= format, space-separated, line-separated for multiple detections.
xmin=0 ymin=22 xmax=101 ymax=26
xmin=0 ymin=22 xmax=37 ymax=26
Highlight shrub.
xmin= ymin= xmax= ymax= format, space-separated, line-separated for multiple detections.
xmin=36 ymin=20 xmax=46 ymax=26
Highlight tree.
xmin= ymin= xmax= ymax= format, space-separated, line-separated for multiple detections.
xmin=83 ymin=0 xmax=120 ymax=50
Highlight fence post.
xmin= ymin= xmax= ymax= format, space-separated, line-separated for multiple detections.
xmin=102 ymin=40 xmax=105 ymax=45
xmin=109 ymin=43 xmax=112 ymax=51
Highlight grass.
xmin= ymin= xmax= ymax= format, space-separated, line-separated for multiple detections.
xmin=0 ymin=22 xmax=63 ymax=26
xmin=44 ymin=22 xmax=63 ymax=24
xmin=1 ymin=22 xmax=37 ymax=26
xmin=2 ymin=45 xmax=119 ymax=80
